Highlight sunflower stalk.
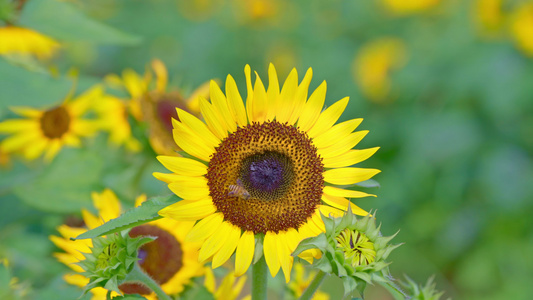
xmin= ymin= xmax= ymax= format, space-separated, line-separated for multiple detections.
xmin=298 ymin=270 xmax=327 ymax=300
xmin=252 ymin=255 xmax=268 ymax=300
xmin=124 ymin=263 xmax=171 ymax=300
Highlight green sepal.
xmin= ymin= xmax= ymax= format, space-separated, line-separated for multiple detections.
xmin=355 ymin=280 xmax=367 ymax=299
xmin=341 ymin=276 xmax=358 ymax=297
xmin=321 ymin=211 xmax=336 ymax=233
xmin=72 ymin=195 xmax=179 ymax=240
xmin=253 ymin=234 xmax=264 ymax=264
xmin=292 ymin=233 xmax=328 ymax=256
xmin=314 ymin=257 xmax=333 ymax=273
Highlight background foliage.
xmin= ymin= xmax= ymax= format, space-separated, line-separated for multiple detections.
xmin=1 ymin=0 xmax=533 ymax=299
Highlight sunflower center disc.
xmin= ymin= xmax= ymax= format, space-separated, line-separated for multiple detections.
xmin=40 ymin=106 xmax=70 ymax=139
xmin=119 ymin=225 xmax=183 ymax=295
xmin=207 ymin=121 xmax=324 ymax=234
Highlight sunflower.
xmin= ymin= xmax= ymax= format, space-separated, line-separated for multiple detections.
xmin=0 ymin=26 xmax=59 ymax=59
xmin=155 ymin=64 xmax=380 ymax=282
xmin=380 ymin=0 xmax=441 ymax=15
xmin=510 ymin=3 xmax=533 ymax=56
xmin=50 ymin=189 xmax=205 ymax=299
xmin=106 ymin=59 xmax=211 ymax=155
xmin=0 ymin=86 xmax=101 ymax=162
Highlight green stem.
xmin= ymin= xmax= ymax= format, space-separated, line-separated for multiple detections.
xmin=125 ymin=264 xmax=171 ymax=300
xmin=252 ymin=255 xmax=268 ymax=300
xmin=299 ymin=270 xmax=326 ymax=300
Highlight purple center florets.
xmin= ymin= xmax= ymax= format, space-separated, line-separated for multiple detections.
xmin=248 ymin=157 xmax=284 ymax=192
xmin=240 ymin=151 xmax=294 ymax=201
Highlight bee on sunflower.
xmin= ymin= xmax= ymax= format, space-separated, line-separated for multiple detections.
xmin=154 ymin=63 xmax=380 ymax=286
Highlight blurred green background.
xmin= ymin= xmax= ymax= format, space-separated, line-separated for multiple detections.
xmin=1 ymin=0 xmax=533 ymax=299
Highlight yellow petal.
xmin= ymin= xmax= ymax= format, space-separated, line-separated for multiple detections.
xmin=68 ymin=86 xmax=103 ymax=117
xmin=199 ymin=97 xmax=228 ymax=140
xmin=10 ymin=106 xmax=42 ymax=118
xmin=0 ymin=119 xmax=38 ymax=133
xmin=62 ymin=133 xmax=81 ymax=147
xmin=54 ymin=253 xmax=84 ymax=272
xmin=151 ymin=59 xmax=168 ymax=93
xmin=297 ymin=81 xmax=327 ymax=132
xmin=263 ymin=231 xmax=281 ymax=277
xmin=186 ymin=212 xmax=224 ymax=243
xmin=176 ymin=108 xmax=220 ymax=148
xmin=92 ymin=189 xmax=121 ymax=222
xmin=210 ymin=80 xmax=237 ymax=133
xmin=198 ymin=221 xmax=232 ymax=262
xmin=0 ymin=131 xmax=40 ymax=152
xmin=43 ymin=139 xmax=63 ymax=162
xmin=245 ymin=65 xmax=254 ymax=123
xmin=317 ymin=130 xmax=368 ymax=159
xmin=159 ymin=199 xmax=216 ymax=221
xmin=185 ymin=80 xmax=210 ymax=115
xmin=287 ymin=68 xmax=313 ymax=125
xmin=172 ymin=122 xmax=214 ymax=162
xmin=23 ymin=138 xmax=48 ymax=160
xmin=307 ymin=97 xmax=349 ymax=138
xmin=63 ymin=273 xmax=89 ymax=287
xmin=168 ymin=176 xmax=209 ymax=200
xmin=81 ymin=209 xmax=101 ymax=230
xmin=323 ymin=186 xmax=376 ymax=199
xmin=276 ymin=68 xmax=298 ymax=123
xmin=204 ymin=267 xmax=215 ymax=293
xmin=313 ymin=119 xmax=363 ymax=149
xmin=321 ymin=194 xmax=369 ymax=216
xmin=251 ymin=71 xmax=268 ymax=123
xmin=225 ymin=74 xmax=248 ymax=127
xmin=318 ymin=205 xmax=346 ymax=218
xmin=152 ymin=172 xmax=184 ymax=184
xmin=212 ymin=223 xmax=242 ymax=268
xmin=265 ymin=63 xmax=280 ymax=121
xmin=277 ymin=232 xmax=293 ymax=283
xmin=323 ymin=147 xmax=380 ymax=168
xmin=323 ymin=167 xmax=381 ymax=185
xmin=157 ymin=156 xmax=207 ymax=176
xmin=235 ymin=230 xmax=255 ymax=277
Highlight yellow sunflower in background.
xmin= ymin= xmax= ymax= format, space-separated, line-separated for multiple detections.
xmin=50 ymin=189 xmax=205 ymax=299
xmin=352 ymin=38 xmax=407 ymax=103
xmin=106 ymin=59 xmax=211 ymax=156
xmin=288 ymin=263 xmax=329 ymax=300
xmin=204 ymin=268 xmax=250 ymax=300
xmin=0 ymin=86 xmax=101 ymax=162
xmin=380 ymin=0 xmax=440 ymax=15
xmin=0 ymin=26 xmax=59 ymax=59
xmin=509 ymin=3 xmax=533 ymax=57
xmin=155 ymin=64 xmax=380 ymax=282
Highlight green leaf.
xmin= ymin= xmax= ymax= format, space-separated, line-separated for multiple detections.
xmin=18 ymin=0 xmax=141 ymax=45
xmin=72 ymin=194 xmax=179 ymax=240
xmin=292 ymin=234 xmax=328 ymax=256
xmin=13 ymin=148 xmax=104 ymax=213
xmin=342 ymin=276 xmax=358 ymax=297
xmin=0 ymin=59 xmax=72 ymax=115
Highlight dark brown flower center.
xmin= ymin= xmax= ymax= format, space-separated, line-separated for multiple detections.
xmin=206 ymin=121 xmax=324 ymax=234
xmin=156 ymin=97 xmax=183 ymax=134
xmin=40 ymin=106 xmax=70 ymax=139
xmin=119 ymin=225 xmax=183 ymax=295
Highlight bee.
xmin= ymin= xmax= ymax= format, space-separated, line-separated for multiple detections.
xmin=228 ymin=178 xmax=251 ymax=200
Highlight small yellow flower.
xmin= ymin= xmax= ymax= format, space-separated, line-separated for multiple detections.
xmin=0 ymin=86 xmax=101 ymax=162
xmin=353 ymin=38 xmax=407 ymax=103
xmin=50 ymin=189 xmax=205 ymax=299
xmin=204 ymin=268 xmax=250 ymax=300
xmin=380 ymin=0 xmax=440 ymax=15
xmin=289 ymin=263 xmax=329 ymax=300
xmin=156 ymin=64 xmax=380 ymax=282
xmin=0 ymin=26 xmax=59 ymax=59
xmin=509 ymin=3 xmax=533 ymax=56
